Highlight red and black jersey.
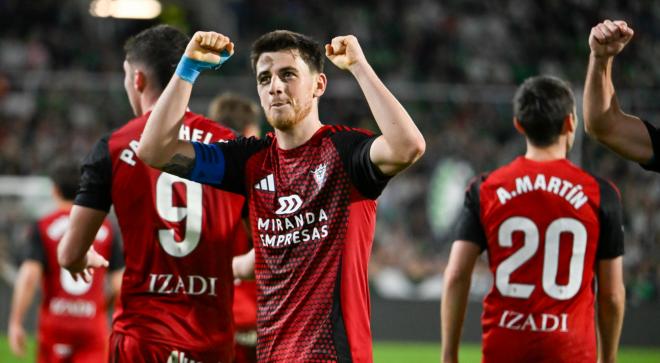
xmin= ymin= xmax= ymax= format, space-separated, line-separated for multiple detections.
xmin=455 ymin=157 xmax=624 ymax=363
xmin=641 ymin=120 xmax=660 ymax=172
xmin=25 ymin=208 xmax=122 ymax=345
xmin=189 ymin=125 xmax=391 ymax=363
xmin=74 ymin=111 xmax=247 ymax=359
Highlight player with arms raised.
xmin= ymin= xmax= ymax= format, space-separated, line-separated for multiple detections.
xmin=138 ymin=30 xmax=425 ymax=362
xmin=442 ymin=76 xmax=625 ymax=363
xmin=57 ymin=25 xmax=248 ymax=362
xmin=583 ymin=20 xmax=660 ymax=173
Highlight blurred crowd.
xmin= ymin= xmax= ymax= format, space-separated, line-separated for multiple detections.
xmin=0 ymin=0 xmax=658 ymax=304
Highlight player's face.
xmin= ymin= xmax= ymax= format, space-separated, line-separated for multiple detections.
xmin=123 ymin=60 xmax=141 ymax=116
xmin=255 ymin=50 xmax=322 ymax=130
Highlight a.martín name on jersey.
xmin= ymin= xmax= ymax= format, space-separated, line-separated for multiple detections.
xmin=258 ymin=208 xmax=330 ymax=248
xmin=496 ymin=174 xmax=588 ymax=210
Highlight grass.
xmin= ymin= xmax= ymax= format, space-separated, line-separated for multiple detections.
xmin=1 ymin=336 xmax=659 ymax=362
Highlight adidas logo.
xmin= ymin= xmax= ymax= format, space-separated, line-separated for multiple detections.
xmin=254 ymin=174 xmax=275 ymax=192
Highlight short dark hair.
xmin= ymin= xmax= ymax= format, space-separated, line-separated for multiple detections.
xmin=48 ymin=157 xmax=80 ymax=201
xmin=124 ymin=24 xmax=190 ymax=91
xmin=513 ymin=76 xmax=575 ymax=147
xmin=250 ymin=30 xmax=324 ymax=74
xmin=208 ymin=93 xmax=260 ymax=133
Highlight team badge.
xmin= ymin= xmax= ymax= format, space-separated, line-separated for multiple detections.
xmin=311 ymin=163 xmax=327 ymax=188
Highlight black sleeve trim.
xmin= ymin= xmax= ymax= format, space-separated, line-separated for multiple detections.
xmin=639 ymin=120 xmax=660 ymax=172
xmin=330 ymin=131 xmax=391 ymax=200
xmin=74 ymin=135 xmax=113 ymax=212
xmin=453 ymin=174 xmax=488 ymax=251
xmin=595 ymin=177 xmax=624 ymax=259
xmin=24 ymin=223 xmax=46 ymax=267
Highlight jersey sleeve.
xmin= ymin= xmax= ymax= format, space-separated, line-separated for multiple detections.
xmin=453 ymin=175 xmax=488 ymax=251
xmin=108 ymin=224 xmax=125 ymax=271
xmin=74 ymin=135 xmax=113 ymax=212
xmin=595 ymin=178 xmax=624 ymax=259
xmin=188 ymin=136 xmax=268 ymax=196
xmin=330 ymin=130 xmax=392 ymax=200
xmin=639 ymin=120 xmax=660 ymax=172
xmin=23 ymin=223 xmax=46 ymax=266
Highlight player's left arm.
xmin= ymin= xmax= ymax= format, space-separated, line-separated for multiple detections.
xmin=326 ymin=35 xmax=425 ymax=176
xmin=596 ymin=257 xmax=625 ymax=363
xmin=594 ymin=179 xmax=626 ymax=363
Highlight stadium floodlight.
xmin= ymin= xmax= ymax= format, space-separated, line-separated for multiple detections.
xmin=90 ymin=0 xmax=162 ymax=19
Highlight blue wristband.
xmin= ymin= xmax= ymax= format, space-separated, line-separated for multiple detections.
xmin=175 ymin=50 xmax=232 ymax=84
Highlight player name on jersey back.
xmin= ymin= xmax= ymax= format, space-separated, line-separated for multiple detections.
xmin=119 ymin=125 xmax=220 ymax=166
xmin=496 ymin=173 xmax=588 ymax=209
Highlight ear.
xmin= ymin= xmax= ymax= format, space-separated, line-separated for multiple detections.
xmin=133 ymin=69 xmax=147 ymax=93
xmin=313 ymin=72 xmax=327 ymax=98
xmin=562 ymin=113 xmax=575 ymax=134
xmin=513 ymin=118 xmax=526 ymax=135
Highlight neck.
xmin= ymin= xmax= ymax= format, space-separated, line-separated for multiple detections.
xmin=274 ymin=108 xmax=323 ymax=150
xmin=524 ymin=138 xmax=568 ymax=161
xmin=140 ymin=89 xmax=161 ymax=115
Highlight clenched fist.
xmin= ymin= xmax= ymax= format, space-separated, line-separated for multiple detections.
xmin=325 ymin=35 xmax=367 ymax=71
xmin=185 ymin=31 xmax=235 ymax=64
xmin=589 ymin=20 xmax=634 ymax=58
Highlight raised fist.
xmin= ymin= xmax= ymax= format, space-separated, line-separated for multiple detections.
xmin=589 ymin=20 xmax=634 ymax=58
xmin=325 ymin=35 xmax=367 ymax=71
xmin=185 ymin=31 xmax=235 ymax=64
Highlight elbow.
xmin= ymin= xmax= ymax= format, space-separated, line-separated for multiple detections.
xmin=443 ymin=266 xmax=471 ymax=290
xmin=598 ymin=286 xmax=626 ymax=311
xmin=136 ymin=144 xmax=160 ymax=168
xmin=399 ymin=136 xmax=427 ymax=166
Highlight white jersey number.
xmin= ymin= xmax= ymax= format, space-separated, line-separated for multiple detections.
xmin=496 ymin=217 xmax=587 ymax=300
xmin=156 ymin=173 xmax=203 ymax=257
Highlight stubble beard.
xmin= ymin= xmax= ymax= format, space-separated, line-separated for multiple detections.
xmin=266 ymin=98 xmax=313 ymax=131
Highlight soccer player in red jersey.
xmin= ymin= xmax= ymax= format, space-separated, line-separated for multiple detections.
xmin=57 ymin=25 xmax=248 ymax=362
xmin=137 ymin=30 xmax=426 ymax=362
xmin=8 ymin=158 xmax=123 ymax=362
xmin=208 ymin=93 xmax=260 ymax=363
xmin=584 ymin=20 xmax=660 ymax=172
xmin=441 ymin=76 xmax=626 ymax=363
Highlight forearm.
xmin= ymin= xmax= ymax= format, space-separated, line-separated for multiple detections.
xmin=584 ymin=54 xmax=618 ymax=136
xmin=598 ymin=290 xmax=625 ymax=363
xmin=350 ymin=61 xmax=425 ymax=168
xmin=441 ymin=276 xmax=471 ymax=362
xmin=58 ymin=206 xmax=106 ymax=271
xmin=137 ymin=75 xmax=193 ymax=168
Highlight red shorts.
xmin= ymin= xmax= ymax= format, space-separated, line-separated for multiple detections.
xmin=37 ymin=337 xmax=107 ymax=363
xmin=110 ymin=332 xmax=233 ymax=363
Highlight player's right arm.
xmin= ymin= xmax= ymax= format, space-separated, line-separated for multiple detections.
xmin=441 ymin=241 xmax=480 ymax=363
xmin=596 ymin=257 xmax=625 ymax=363
xmin=583 ymin=20 xmax=653 ymax=163
xmin=58 ymin=206 xmax=109 ymax=282
xmin=137 ymin=32 xmax=234 ymax=176
xmin=8 ymin=260 xmax=42 ymax=357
